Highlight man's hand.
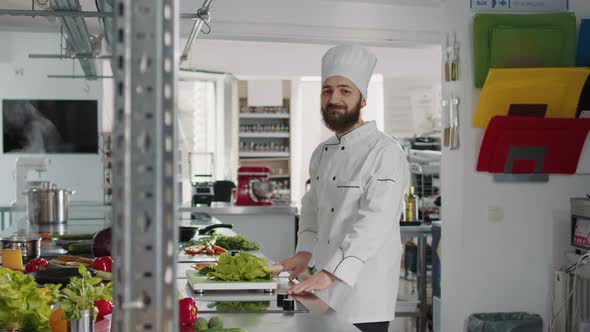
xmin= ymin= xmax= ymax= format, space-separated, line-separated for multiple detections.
xmin=288 ymin=270 xmax=336 ymax=295
xmin=278 ymin=251 xmax=312 ymax=281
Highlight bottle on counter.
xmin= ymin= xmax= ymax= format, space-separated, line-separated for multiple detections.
xmin=404 ymin=186 xmax=419 ymax=222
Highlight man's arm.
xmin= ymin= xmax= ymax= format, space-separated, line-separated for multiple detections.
xmin=321 ymin=143 xmax=409 ymax=287
xmin=280 ymin=146 xmax=321 ymax=280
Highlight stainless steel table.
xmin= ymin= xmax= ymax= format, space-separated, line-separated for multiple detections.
xmin=178 ymin=205 xmax=298 ymax=216
xmin=1 ymin=214 xmax=359 ymax=332
xmin=399 ymin=224 xmax=432 ymax=332
xmin=176 ymin=227 xmax=359 ymax=332
xmin=178 ymin=276 xmax=360 ymax=332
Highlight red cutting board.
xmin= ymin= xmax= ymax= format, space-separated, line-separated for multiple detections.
xmin=477 ymin=116 xmax=590 ymax=174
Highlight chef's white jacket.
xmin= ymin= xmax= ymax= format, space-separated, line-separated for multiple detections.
xmin=296 ymin=121 xmax=409 ymax=324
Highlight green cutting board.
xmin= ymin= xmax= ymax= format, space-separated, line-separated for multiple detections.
xmin=186 ymin=270 xmax=277 ymax=292
xmin=473 ymin=12 xmax=576 ymax=88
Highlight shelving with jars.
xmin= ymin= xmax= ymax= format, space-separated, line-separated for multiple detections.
xmin=238 ymin=80 xmax=291 ymax=203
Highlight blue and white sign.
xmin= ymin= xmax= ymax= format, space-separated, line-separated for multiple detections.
xmin=470 ymin=0 xmax=569 ymax=12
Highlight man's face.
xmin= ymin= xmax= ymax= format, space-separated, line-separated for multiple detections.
xmin=320 ymin=76 xmax=366 ymax=132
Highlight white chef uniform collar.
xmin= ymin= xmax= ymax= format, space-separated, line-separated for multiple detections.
xmin=325 ymin=121 xmax=378 ymax=145
xmin=321 ymin=44 xmax=377 ymax=99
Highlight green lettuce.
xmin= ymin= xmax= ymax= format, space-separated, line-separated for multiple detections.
xmin=213 ymin=234 xmax=260 ymax=251
xmin=213 ymin=301 xmax=271 ymax=312
xmin=208 ymin=253 xmax=272 ymax=281
xmin=0 ymin=267 xmax=52 ymax=331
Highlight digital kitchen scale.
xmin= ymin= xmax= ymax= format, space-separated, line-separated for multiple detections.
xmin=186 ymin=270 xmax=277 ymax=292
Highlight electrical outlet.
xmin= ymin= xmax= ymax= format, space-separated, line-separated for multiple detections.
xmin=488 ymin=206 xmax=504 ymax=223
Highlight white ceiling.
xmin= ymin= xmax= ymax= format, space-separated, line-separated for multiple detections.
xmin=0 ymin=0 xmax=442 ymax=78
xmin=184 ymin=39 xmax=441 ymax=78
xmin=0 ymin=0 xmax=443 ymax=47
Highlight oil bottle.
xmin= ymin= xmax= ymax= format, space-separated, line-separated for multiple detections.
xmin=404 ymin=186 xmax=419 ymax=222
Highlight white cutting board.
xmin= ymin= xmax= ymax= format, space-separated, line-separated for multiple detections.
xmin=177 ymin=252 xmax=219 ymax=263
xmin=186 ymin=270 xmax=277 ymax=292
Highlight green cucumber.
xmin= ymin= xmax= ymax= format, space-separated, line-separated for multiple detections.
xmin=64 ymin=242 xmax=92 ymax=254
xmin=51 ymin=233 xmax=95 ymax=240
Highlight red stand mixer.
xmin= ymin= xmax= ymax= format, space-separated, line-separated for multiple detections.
xmin=235 ymin=166 xmax=274 ymax=206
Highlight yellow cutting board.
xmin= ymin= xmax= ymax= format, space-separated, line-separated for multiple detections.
xmin=473 ymin=67 xmax=590 ymax=129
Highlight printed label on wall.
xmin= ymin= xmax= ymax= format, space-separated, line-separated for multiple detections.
xmin=470 ymin=0 xmax=568 ymax=12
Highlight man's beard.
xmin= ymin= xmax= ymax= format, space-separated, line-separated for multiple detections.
xmin=321 ymin=98 xmax=362 ymax=132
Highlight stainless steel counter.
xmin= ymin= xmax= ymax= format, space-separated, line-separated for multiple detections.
xmin=1 ymin=206 xmax=425 ymax=331
xmin=178 ymin=205 xmax=298 ymax=216
xmin=2 ymin=215 xmax=358 ymax=332
xmin=177 ymin=229 xmax=358 ymax=331
xmin=178 ymin=277 xmax=360 ymax=332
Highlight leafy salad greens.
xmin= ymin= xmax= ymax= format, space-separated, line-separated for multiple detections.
xmin=0 ymin=267 xmax=52 ymax=331
xmin=208 ymin=252 xmax=272 ymax=281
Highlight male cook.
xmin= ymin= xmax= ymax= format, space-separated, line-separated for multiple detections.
xmin=279 ymin=45 xmax=409 ymax=332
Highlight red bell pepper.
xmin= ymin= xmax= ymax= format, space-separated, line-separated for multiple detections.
xmin=24 ymin=258 xmax=48 ymax=273
xmin=178 ymin=297 xmax=198 ymax=326
xmin=92 ymin=256 xmax=113 ymax=272
xmin=94 ymin=299 xmax=114 ymax=322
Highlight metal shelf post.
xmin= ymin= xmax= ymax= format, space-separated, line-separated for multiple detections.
xmin=111 ymin=0 xmax=178 ymax=330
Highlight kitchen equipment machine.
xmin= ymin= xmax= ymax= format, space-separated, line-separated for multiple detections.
xmin=235 ymin=166 xmax=275 ymax=206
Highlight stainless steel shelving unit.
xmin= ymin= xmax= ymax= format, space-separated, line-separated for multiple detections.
xmin=111 ymin=0 xmax=178 ymax=330
xmin=399 ymin=224 xmax=431 ymax=332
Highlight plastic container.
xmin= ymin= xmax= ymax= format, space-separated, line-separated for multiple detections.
xmin=467 ymin=312 xmax=542 ymax=332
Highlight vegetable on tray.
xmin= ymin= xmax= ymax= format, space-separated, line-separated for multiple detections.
xmin=25 ymin=258 xmax=49 ymax=273
xmin=184 ymin=244 xmax=227 ymax=256
xmin=207 ymin=253 xmax=271 ymax=281
xmin=213 ymin=301 xmax=270 ymax=312
xmin=212 ymin=234 xmax=260 ymax=251
xmin=192 ymin=263 xmax=217 ymax=276
xmin=179 ymin=237 xmax=212 ymax=248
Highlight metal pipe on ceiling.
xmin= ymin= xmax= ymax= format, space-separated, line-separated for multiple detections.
xmin=0 ymin=9 xmax=206 ymax=19
xmin=96 ymin=0 xmax=113 ymax=55
xmin=0 ymin=9 xmax=109 ymax=17
xmin=47 ymin=74 xmax=113 ymax=79
xmin=51 ymin=0 xmax=97 ymax=78
xmin=181 ymin=0 xmax=215 ymax=62
xmin=29 ymin=53 xmax=112 ymax=59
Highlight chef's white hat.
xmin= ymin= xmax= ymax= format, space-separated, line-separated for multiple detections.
xmin=321 ymin=44 xmax=377 ymax=99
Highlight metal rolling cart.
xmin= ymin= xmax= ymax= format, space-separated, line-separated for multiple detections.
xmin=398 ymin=224 xmax=432 ymax=332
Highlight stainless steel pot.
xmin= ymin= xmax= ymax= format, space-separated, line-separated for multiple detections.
xmin=0 ymin=236 xmax=41 ymax=263
xmin=26 ymin=186 xmax=74 ymax=224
